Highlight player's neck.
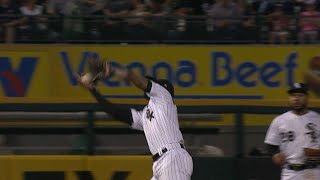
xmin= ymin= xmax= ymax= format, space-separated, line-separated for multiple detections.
xmin=292 ymin=108 xmax=309 ymax=116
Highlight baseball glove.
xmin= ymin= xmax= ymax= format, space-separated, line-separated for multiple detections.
xmin=304 ymin=148 xmax=320 ymax=161
xmin=87 ymin=54 xmax=108 ymax=83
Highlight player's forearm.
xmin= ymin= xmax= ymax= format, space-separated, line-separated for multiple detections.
xmin=89 ymin=88 xmax=133 ymax=125
xmin=267 ymin=144 xmax=280 ymax=156
xmin=266 ymin=144 xmax=285 ymax=166
xmin=126 ymin=71 xmax=149 ymax=91
xmin=113 ymin=68 xmax=149 ymax=91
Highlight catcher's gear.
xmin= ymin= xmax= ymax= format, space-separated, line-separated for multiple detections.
xmin=87 ymin=55 xmax=108 ymax=83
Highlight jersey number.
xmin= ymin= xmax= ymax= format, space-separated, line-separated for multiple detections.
xmin=280 ymin=131 xmax=295 ymax=142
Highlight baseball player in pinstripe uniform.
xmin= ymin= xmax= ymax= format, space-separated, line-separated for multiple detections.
xmin=265 ymin=83 xmax=320 ymax=180
xmin=76 ymin=63 xmax=193 ymax=180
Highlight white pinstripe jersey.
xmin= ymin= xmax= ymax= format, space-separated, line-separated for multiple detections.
xmin=265 ymin=110 xmax=320 ymax=164
xmin=130 ymin=81 xmax=184 ymax=155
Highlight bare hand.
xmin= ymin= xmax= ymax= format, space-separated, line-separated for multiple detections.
xmin=272 ymin=152 xmax=286 ymax=166
xmin=74 ymin=73 xmax=94 ymax=90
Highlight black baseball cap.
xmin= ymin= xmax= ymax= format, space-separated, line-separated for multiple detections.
xmin=145 ymin=76 xmax=174 ymax=97
xmin=287 ymin=83 xmax=309 ymax=94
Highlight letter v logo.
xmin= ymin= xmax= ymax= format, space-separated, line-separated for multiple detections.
xmin=60 ymin=51 xmax=98 ymax=86
xmin=0 ymin=57 xmax=38 ymax=97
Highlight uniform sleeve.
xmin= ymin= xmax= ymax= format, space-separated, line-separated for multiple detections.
xmin=130 ymin=108 xmax=143 ymax=131
xmin=148 ymin=81 xmax=172 ymax=103
xmin=264 ymin=117 xmax=281 ymax=146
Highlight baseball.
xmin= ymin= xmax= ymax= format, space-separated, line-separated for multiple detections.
xmin=81 ymin=73 xmax=93 ymax=84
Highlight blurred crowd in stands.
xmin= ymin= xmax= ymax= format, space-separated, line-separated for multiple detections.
xmin=0 ymin=0 xmax=319 ymax=44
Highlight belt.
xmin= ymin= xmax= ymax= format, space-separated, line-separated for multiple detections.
xmin=287 ymin=161 xmax=320 ymax=171
xmin=287 ymin=164 xmax=307 ymax=171
xmin=152 ymin=144 xmax=185 ymax=162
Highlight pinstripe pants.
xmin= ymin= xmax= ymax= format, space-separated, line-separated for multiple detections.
xmin=151 ymin=148 xmax=193 ymax=180
xmin=281 ymin=168 xmax=320 ymax=180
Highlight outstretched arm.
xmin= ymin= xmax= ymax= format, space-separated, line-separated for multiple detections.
xmin=75 ymin=74 xmax=133 ymax=125
xmin=89 ymin=88 xmax=133 ymax=125
xmin=106 ymin=64 xmax=150 ymax=92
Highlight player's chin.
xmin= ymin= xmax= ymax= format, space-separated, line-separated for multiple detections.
xmin=291 ymin=105 xmax=306 ymax=112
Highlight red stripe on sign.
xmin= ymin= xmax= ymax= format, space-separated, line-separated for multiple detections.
xmin=1 ymin=71 xmax=25 ymax=96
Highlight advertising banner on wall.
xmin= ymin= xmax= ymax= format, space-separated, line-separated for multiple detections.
xmin=0 ymin=45 xmax=319 ymax=102
xmin=0 ymin=156 xmax=152 ymax=180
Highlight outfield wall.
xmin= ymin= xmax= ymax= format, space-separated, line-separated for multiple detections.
xmin=0 ymin=156 xmax=279 ymax=180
